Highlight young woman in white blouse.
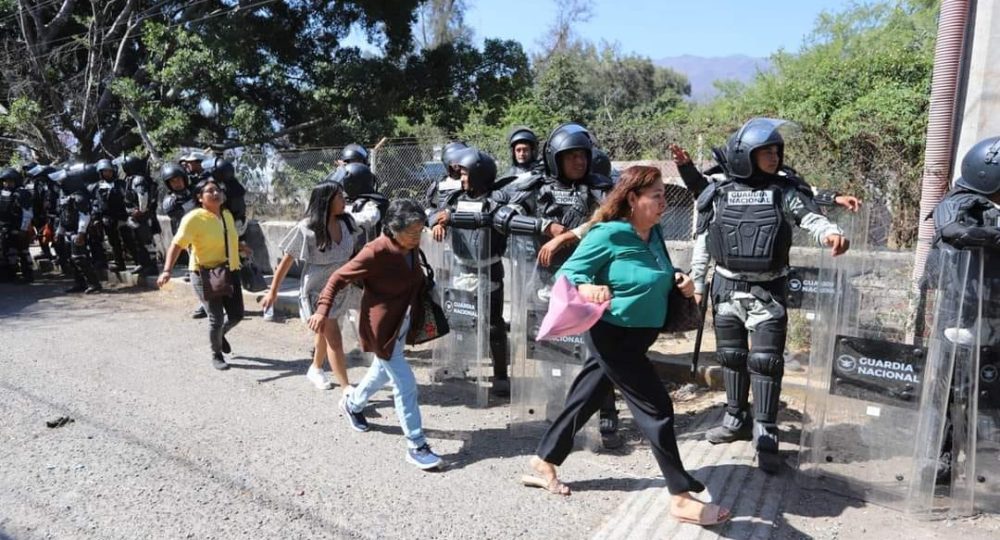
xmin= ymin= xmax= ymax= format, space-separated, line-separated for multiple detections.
xmin=261 ymin=181 xmax=358 ymax=390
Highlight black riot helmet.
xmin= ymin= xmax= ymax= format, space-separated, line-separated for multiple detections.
xmin=201 ymin=156 xmax=235 ymax=183
xmin=340 ymin=143 xmax=369 ymax=165
xmin=27 ymin=163 xmax=57 ymax=179
xmin=328 ymin=162 xmax=376 ymax=199
xmin=543 ymin=123 xmax=594 ymax=180
xmin=456 ymin=148 xmax=497 ymax=194
xmin=95 ymin=159 xmax=116 ymax=179
xmin=591 ymin=148 xmax=612 ymax=178
xmin=121 ymin=156 xmax=148 ymax=177
xmin=441 ymin=141 xmax=468 ymax=167
xmin=957 ymin=136 xmax=1000 ymax=195
xmin=50 ymin=162 xmax=98 ymax=194
xmin=159 ymin=163 xmax=189 ymax=192
xmin=0 ymin=167 xmax=22 ymax=187
xmin=725 ymin=117 xmax=794 ymax=179
xmin=508 ymin=126 xmax=538 ymax=166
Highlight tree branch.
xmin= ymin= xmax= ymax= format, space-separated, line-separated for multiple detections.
xmin=45 ymin=0 xmax=79 ymax=44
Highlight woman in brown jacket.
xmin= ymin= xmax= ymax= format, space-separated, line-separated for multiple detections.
xmin=307 ymin=198 xmax=442 ymax=470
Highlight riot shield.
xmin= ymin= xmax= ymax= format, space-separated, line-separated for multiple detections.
xmin=421 ymin=228 xmax=491 ymax=407
xmin=785 ymin=206 xmax=851 ymax=378
xmin=508 ymin=234 xmax=598 ymax=446
xmin=798 ymin=209 xmax=962 ymax=512
xmin=939 ymin=250 xmax=1000 ymax=515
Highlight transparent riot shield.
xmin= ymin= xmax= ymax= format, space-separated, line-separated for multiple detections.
xmin=941 ymin=250 xmax=1000 ymax=515
xmin=798 ymin=209 xmax=962 ymax=511
xmin=508 ymin=234 xmax=598 ymax=446
xmin=422 ymin=228 xmax=491 ymax=407
xmin=785 ymin=206 xmax=851 ymax=378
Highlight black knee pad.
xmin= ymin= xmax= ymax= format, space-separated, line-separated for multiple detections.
xmin=717 ymin=348 xmax=748 ymax=370
xmin=748 ymin=352 xmax=784 ymax=378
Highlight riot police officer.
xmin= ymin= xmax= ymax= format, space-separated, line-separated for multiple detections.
xmin=0 ymin=167 xmax=34 ymax=282
xmin=504 ymin=126 xmax=539 ymax=178
xmin=430 ymin=148 xmax=511 ymax=397
xmin=494 ymin=123 xmax=612 ymax=243
xmin=90 ymin=159 xmax=129 ymax=272
xmin=121 ymin=156 xmax=160 ymax=276
xmin=161 ymin=164 xmax=196 ymax=234
xmin=24 ymin=164 xmax=59 ymax=260
xmin=425 ymin=141 xmax=468 ymax=212
xmin=328 ymin=162 xmax=387 ymax=244
xmin=928 ymin=136 xmax=1000 ymax=484
xmin=201 ymin=156 xmax=248 ymax=237
xmin=179 ymin=152 xmax=206 ymax=180
xmin=51 ymin=164 xmax=102 ymax=293
xmin=160 ymin=163 xmax=203 ymax=317
xmin=689 ymin=118 xmax=848 ymax=473
xmin=493 ymin=122 xmax=621 ymax=445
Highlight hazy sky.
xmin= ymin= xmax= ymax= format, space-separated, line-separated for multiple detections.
xmin=462 ymin=0 xmax=857 ymax=58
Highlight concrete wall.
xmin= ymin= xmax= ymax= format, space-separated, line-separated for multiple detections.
xmin=157 ymin=216 xmax=302 ymax=278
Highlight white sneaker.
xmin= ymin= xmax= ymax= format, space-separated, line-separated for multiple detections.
xmin=944 ymin=327 xmax=976 ymax=346
xmin=306 ymin=365 xmax=333 ymax=390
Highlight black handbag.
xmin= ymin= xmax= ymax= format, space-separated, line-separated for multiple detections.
xmin=662 ymin=285 xmax=704 ymax=334
xmin=199 ymin=216 xmax=234 ymax=300
xmin=408 ymin=249 xmax=450 ymax=345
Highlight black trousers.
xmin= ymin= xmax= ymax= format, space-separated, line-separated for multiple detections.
xmin=191 ymin=270 xmax=244 ymax=354
xmin=536 ymin=320 xmax=704 ymax=495
xmin=489 ymin=280 xmax=509 ymax=380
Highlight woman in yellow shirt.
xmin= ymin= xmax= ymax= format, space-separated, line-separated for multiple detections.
xmin=157 ymin=178 xmax=244 ymax=370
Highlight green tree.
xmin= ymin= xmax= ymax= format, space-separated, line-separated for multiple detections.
xmin=0 ymin=0 xmax=423 ymax=161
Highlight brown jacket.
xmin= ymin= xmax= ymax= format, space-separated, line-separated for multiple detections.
xmin=315 ymin=234 xmax=425 ymax=359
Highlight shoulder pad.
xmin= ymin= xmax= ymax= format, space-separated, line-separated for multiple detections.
xmin=779 ymin=167 xmax=812 ymax=193
xmin=507 ymin=171 xmax=544 ymax=191
xmin=696 ymin=181 xmax=718 ymax=211
xmin=493 ymin=173 xmax=520 ymax=191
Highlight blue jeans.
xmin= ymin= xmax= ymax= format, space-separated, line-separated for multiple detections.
xmin=346 ymin=312 xmax=426 ymax=449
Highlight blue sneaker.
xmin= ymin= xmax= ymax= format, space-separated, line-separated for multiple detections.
xmin=406 ymin=443 xmax=442 ymax=470
xmin=339 ymin=391 xmax=369 ymax=432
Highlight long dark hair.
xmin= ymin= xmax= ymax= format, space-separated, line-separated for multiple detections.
xmin=305 ymin=181 xmax=355 ymax=250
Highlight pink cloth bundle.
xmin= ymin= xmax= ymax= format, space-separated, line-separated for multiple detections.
xmin=536 ymin=275 xmax=609 ymax=341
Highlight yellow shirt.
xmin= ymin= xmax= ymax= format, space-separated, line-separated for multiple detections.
xmin=172 ymin=208 xmax=241 ymax=271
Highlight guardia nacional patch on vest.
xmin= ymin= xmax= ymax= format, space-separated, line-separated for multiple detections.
xmin=553 ymin=193 xmax=578 ymax=206
xmin=456 ymin=200 xmax=485 ymax=212
xmin=727 ymin=190 xmax=774 ymax=206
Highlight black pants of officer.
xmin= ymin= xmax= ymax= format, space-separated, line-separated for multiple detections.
xmin=67 ymin=234 xmax=101 ymax=289
xmin=490 ymin=280 xmax=509 ymax=380
xmin=87 ymin=223 xmax=108 ymax=269
xmin=712 ymin=277 xmax=788 ymax=430
xmin=105 ymin=219 xmax=127 ymax=270
xmin=191 ymin=270 xmax=244 ymax=355
xmin=0 ymin=228 xmax=32 ymax=281
xmin=536 ymin=320 xmax=705 ymax=495
xmin=126 ymin=218 xmax=159 ymax=273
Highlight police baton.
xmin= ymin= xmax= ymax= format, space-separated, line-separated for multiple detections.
xmin=691 ymin=286 xmax=710 ymax=377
